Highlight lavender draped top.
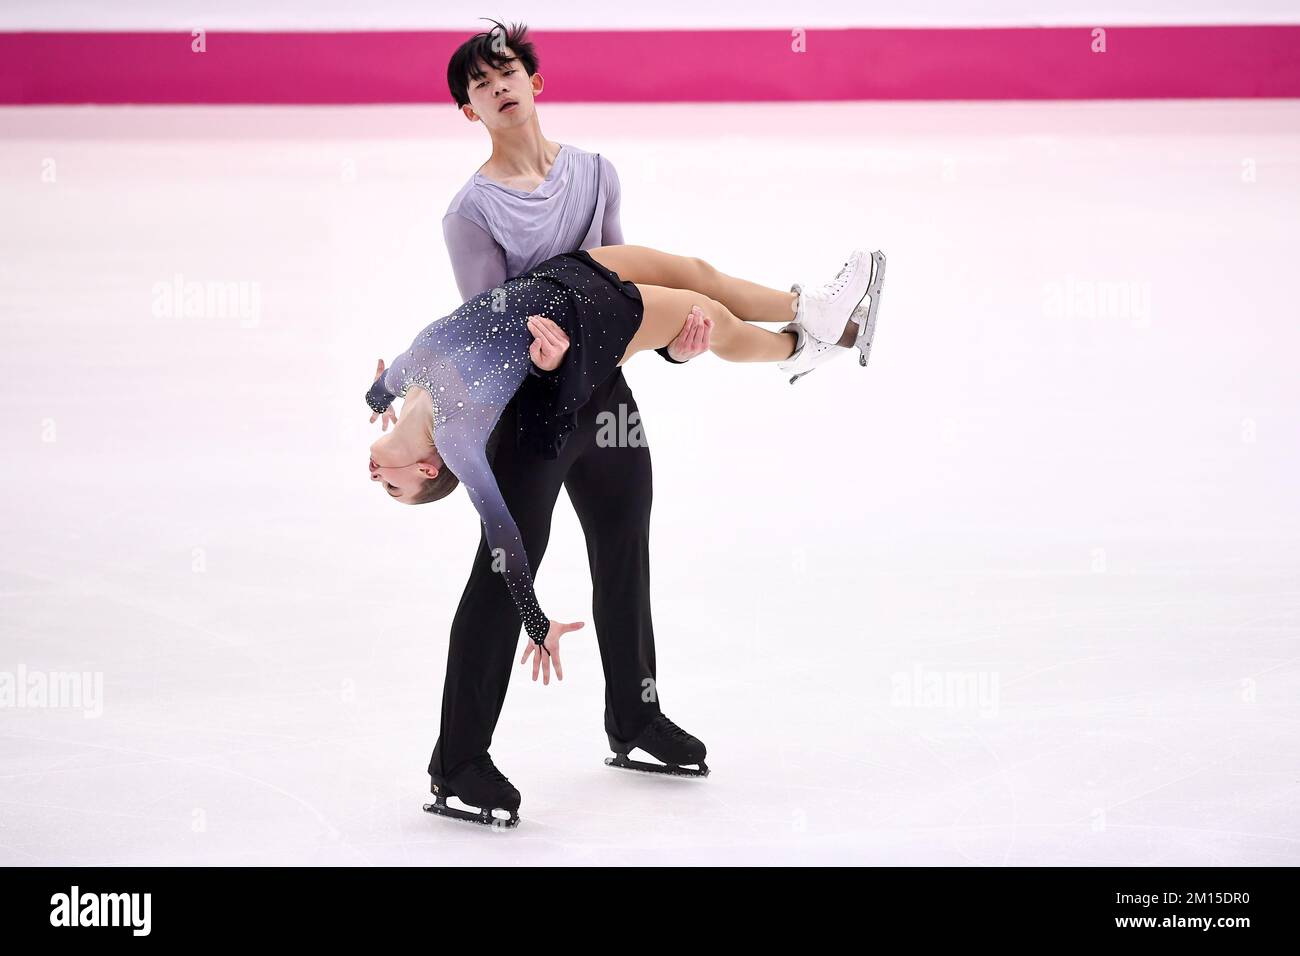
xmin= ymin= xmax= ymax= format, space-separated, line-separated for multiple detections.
xmin=442 ymin=142 xmax=624 ymax=300
xmin=367 ymin=144 xmax=670 ymax=643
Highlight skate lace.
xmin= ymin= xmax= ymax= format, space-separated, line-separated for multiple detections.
xmin=808 ymin=256 xmax=854 ymax=303
xmin=652 ymin=715 xmax=691 ymax=741
xmin=470 ymin=754 xmax=509 ymax=786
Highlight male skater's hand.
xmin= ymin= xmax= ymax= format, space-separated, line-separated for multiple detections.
xmin=527 ymin=315 xmax=570 ymax=372
xmin=520 ymin=618 xmax=585 ymax=685
xmin=369 ymin=359 xmax=398 ymax=431
xmin=666 ymin=305 xmax=713 ymax=362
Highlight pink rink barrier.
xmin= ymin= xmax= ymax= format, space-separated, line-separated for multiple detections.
xmin=2 ymin=26 xmax=1299 ymax=104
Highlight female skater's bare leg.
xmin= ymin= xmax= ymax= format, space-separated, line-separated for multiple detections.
xmin=587 ymin=245 xmax=798 ymax=325
xmin=618 ymin=284 xmax=795 ymax=365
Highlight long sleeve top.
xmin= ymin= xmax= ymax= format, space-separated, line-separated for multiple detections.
xmin=365 ymin=274 xmax=579 ymax=644
xmin=367 ymin=147 xmax=678 ymax=645
xmin=442 ymin=142 xmax=624 ymax=300
xmin=442 ymin=143 xmax=685 ymax=362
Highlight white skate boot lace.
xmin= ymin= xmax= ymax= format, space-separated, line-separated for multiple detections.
xmin=808 ymin=256 xmax=855 ymax=305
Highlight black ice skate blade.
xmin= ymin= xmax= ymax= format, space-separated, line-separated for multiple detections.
xmin=422 ymin=797 xmax=520 ymax=830
xmin=604 ymin=754 xmax=710 ymax=778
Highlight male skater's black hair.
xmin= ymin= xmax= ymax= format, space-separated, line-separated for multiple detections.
xmin=446 ymin=19 xmax=539 ymax=110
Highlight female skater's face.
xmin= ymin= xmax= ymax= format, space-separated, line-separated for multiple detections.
xmin=368 ymin=447 xmax=443 ymax=505
xmin=465 ymin=50 xmax=541 ymax=128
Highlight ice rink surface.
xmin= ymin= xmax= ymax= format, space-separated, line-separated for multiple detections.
xmin=1 ymin=100 xmax=1297 ymax=865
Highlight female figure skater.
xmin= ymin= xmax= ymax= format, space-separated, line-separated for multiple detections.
xmin=366 ymin=242 xmax=886 ymax=668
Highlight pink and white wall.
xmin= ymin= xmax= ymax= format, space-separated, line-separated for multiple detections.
xmin=2 ymin=1 xmax=1299 ymax=103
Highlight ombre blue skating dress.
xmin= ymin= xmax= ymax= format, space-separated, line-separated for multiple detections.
xmin=365 ymin=249 xmax=644 ymax=645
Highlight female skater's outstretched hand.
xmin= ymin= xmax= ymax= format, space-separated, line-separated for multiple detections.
xmin=527 ymin=315 xmax=570 ymax=372
xmin=369 ymin=359 xmax=398 ymax=431
xmin=520 ymin=619 xmax=585 ymax=685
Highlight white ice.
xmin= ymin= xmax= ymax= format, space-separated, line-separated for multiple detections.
xmin=1 ymin=100 xmax=1297 ymax=865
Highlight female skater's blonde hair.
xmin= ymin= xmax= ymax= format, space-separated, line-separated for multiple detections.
xmin=409 ymin=416 xmax=461 ymax=505
xmin=411 ymin=470 xmax=460 ymax=505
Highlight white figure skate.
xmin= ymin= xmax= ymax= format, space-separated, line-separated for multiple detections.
xmin=790 ymin=249 xmax=875 ymax=345
xmin=789 ymin=249 xmax=886 ymax=376
xmin=776 ymin=320 xmax=849 ymax=384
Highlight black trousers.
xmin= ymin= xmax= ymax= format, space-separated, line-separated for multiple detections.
xmin=430 ymin=367 xmax=661 ymax=777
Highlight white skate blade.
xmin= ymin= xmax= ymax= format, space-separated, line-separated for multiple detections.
xmin=853 ymin=250 xmax=886 ymax=368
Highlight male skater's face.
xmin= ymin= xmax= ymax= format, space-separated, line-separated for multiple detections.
xmin=463 ymin=49 xmax=541 ymax=129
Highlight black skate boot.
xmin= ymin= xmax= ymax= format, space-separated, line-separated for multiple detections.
xmin=605 ymin=714 xmax=709 ymax=778
xmin=423 ymin=753 xmax=521 ymax=829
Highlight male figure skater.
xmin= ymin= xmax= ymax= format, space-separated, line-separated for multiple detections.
xmin=426 ymin=20 xmax=711 ymax=828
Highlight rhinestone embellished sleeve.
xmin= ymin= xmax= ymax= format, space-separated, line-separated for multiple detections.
xmin=435 ymin=414 xmax=549 ymax=643
xmin=364 ymin=281 xmax=572 ymax=645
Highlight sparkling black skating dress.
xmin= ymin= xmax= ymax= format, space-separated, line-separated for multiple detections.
xmin=365 ymin=249 xmax=644 ymax=643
